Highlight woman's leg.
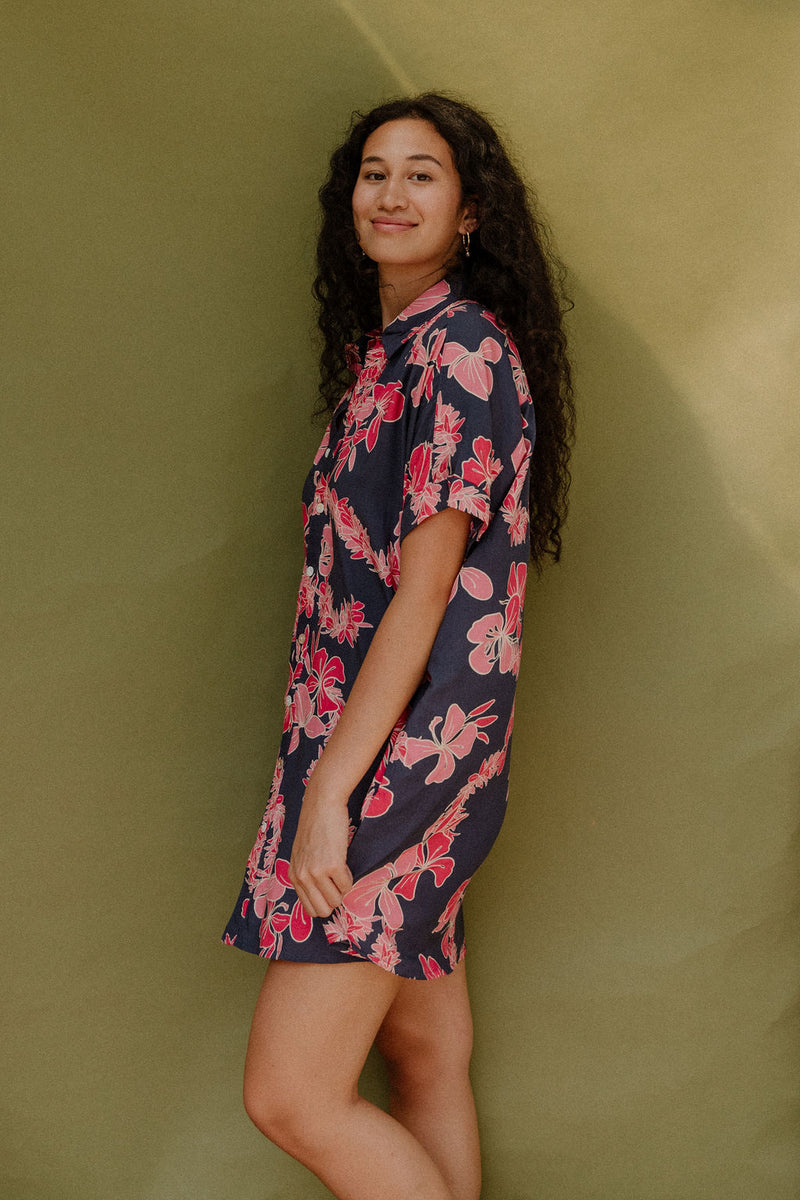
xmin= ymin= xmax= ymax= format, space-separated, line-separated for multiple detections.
xmin=375 ymin=959 xmax=481 ymax=1200
xmin=243 ymin=958 xmax=454 ymax=1200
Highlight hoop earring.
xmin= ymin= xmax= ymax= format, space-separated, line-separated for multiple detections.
xmin=461 ymin=231 xmax=471 ymax=258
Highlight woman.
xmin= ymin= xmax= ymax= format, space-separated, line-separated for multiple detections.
xmin=223 ymin=93 xmax=574 ymax=1200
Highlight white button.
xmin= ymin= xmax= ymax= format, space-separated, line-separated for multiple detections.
xmin=314 ymin=502 xmax=324 ymax=515
xmin=323 ymin=447 xmax=331 ymax=457
xmin=298 ymin=630 xmax=306 ymax=644
xmin=305 ymin=565 xmax=314 ymax=577
xmin=284 ymin=695 xmax=292 ymax=707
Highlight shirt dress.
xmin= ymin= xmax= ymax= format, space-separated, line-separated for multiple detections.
xmin=223 ymin=275 xmax=534 ymax=980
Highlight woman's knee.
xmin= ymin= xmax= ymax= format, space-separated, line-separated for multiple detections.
xmin=243 ymin=1064 xmax=354 ymax=1160
xmin=243 ymin=1079 xmax=294 ymax=1149
xmin=243 ymin=1069 xmax=317 ymax=1155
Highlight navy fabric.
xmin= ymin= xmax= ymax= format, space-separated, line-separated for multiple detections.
xmin=223 ymin=277 xmax=535 ymax=979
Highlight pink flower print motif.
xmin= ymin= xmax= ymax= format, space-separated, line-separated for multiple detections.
xmin=257 ymin=912 xmax=284 ymax=957
xmin=289 ymin=898 xmax=313 ymax=942
xmin=364 ymin=381 xmax=405 ymax=451
xmin=384 ymin=541 xmax=400 ymax=591
xmin=405 ymin=441 xmax=442 ymax=521
xmin=317 ymin=578 xmax=334 ymax=634
xmin=257 ymin=876 xmax=298 ymax=958
xmin=330 ymin=490 xmax=397 ymax=586
xmin=506 ymin=340 xmax=532 ymax=403
xmin=470 ymin=745 xmax=508 ymax=793
xmin=403 ymin=277 xmax=451 ymax=319
xmin=371 ymin=927 xmax=401 ymax=972
xmin=282 ymin=660 xmax=305 ymax=734
xmin=418 ymin=954 xmax=446 ymax=980
xmin=347 ymin=382 xmax=375 ymax=426
xmin=361 ymin=339 xmax=388 ymax=380
xmin=332 ymin=426 xmax=368 ymax=478
xmin=390 ymin=844 xmax=426 ymax=900
xmin=328 ymin=863 xmax=403 ymax=949
xmin=445 ymin=477 xmax=491 ymax=533
xmin=397 ymin=701 xmax=497 ymax=785
xmin=361 ymin=760 xmax=394 ymax=818
xmin=410 ymin=327 xmax=447 ymax=407
xmin=466 ymin=613 xmax=517 ymax=677
xmin=501 ymin=435 xmax=532 ymax=545
xmin=454 ymin=566 xmax=494 ymax=602
xmin=434 ymin=878 xmax=471 ymax=969
xmin=466 ymin=562 xmax=527 ymax=676
xmin=389 ymin=828 xmax=457 ymax=903
xmin=461 ymin=436 xmax=502 ymax=491
xmin=317 ymin=523 xmax=333 ymax=578
xmin=440 ymin=336 xmax=502 ymax=400
xmin=252 ymin=856 xmax=291 ymax=921
xmin=505 ymin=561 xmax=527 ymax=639
xmin=322 ymin=595 xmax=372 ymax=646
xmin=307 ymin=647 xmax=345 ymax=717
xmin=323 ymin=903 xmax=375 ymax=947
xmin=297 ymin=567 xmax=316 ymax=618
xmin=501 ymin=494 xmax=529 ymax=545
xmin=432 ymin=401 xmax=464 ymax=465
xmin=245 ymin=758 xmax=286 ymax=890
xmin=286 ymin=682 xmax=329 ymax=754
xmin=418 ymin=830 xmax=457 ymax=888
xmin=313 ymin=424 xmax=333 ymax=466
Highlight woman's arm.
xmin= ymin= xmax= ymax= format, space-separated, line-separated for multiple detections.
xmin=288 ymin=506 xmax=472 ymax=919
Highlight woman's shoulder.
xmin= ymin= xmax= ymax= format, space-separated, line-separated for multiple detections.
xmin=433 ymin=295 xmax=514 ymax=354
xmin=410 ymin=295 xmax=529 ymax=411
xmin=425 ymin=300 xmax=526 ymax=396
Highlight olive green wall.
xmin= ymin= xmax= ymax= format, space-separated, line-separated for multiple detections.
xmin=3 ymin=3 xmax=798 ymax=1199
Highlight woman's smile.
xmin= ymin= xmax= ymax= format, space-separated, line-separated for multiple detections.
xmin=371 ymin=218 xmax=417 ymax=231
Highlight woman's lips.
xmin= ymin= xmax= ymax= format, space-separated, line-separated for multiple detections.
xmin=371 ymin=219 xmax=416 ymax=231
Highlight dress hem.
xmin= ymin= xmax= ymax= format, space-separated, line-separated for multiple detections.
xmin=221 ymin=931 xmax=465 ymax=982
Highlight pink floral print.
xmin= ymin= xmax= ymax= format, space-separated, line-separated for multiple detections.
xmin=223 ymin=277 xmax=534 ymax=978
xmin=395 ymin=701 xmax=497 ymax=784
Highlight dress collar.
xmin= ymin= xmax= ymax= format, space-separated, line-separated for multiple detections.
xmin=346 ymin=275 xmax=465 ymax=372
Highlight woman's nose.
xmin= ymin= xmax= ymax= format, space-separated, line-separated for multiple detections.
xmin=377 ymin=177 xmax=407 ymax=209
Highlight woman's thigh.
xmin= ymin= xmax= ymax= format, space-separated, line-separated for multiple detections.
xmin=244 ymin=959 xmax=401 ymax=1115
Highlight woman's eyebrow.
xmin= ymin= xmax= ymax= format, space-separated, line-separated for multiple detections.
xmin=360 ymin=154 xmax=444 ymax=167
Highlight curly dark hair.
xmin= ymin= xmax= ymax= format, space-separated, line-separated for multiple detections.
xmin=313 ymin=92 xmax=575 ymax=567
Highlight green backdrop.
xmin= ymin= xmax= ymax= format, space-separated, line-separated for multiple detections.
xmin=3 ymin=2 xmax=798 ymax=1198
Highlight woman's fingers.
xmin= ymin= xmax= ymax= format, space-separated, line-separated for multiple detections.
xmin=290 ymin=863 xmax=351 ymax=918
xmin=295 ymin=880 xmax=334 ymax=919
xmin=330 ymin=863 xmax=354 ymax=896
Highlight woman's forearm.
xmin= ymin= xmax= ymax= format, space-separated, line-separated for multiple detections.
xmin=305 ymin=588 xmax=444 ymax=806
xmin=305 ymin=508 xmax=472 ymax=809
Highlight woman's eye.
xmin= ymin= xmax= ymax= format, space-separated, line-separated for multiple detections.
xmin=363 ymin=171 xmax=385 ymax=181
xmin=410 ymin=172 xmax=432 ymax=182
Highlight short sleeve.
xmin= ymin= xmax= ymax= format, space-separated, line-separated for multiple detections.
xmin=399 ymin=314 xmax=517 ymax=546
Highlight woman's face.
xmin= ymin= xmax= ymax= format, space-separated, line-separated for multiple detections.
xmin=352 ymin=118 xmax=474 ymax=279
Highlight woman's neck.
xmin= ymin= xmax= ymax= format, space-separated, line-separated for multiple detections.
xmin=378 ymin=265 xmax=448 ymax=328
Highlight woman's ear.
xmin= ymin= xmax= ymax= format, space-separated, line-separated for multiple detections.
xmin=460 ymin=198 xmax=480 ymax=235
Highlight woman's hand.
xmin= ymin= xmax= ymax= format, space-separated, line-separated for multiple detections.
xmin=289 ymin=790 xmax=354 ymax=918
